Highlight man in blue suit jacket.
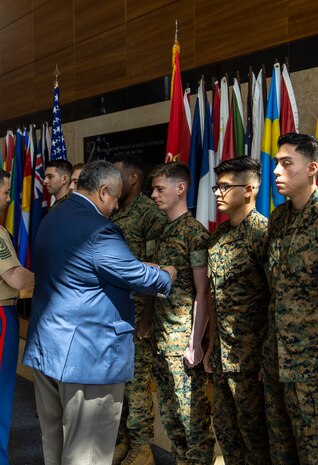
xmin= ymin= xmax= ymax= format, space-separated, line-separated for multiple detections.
xmin=23 ymin=160 xmax=175 ymax=465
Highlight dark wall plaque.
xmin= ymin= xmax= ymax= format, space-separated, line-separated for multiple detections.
xmin=84 ymin=123 xmax=168 ymax=181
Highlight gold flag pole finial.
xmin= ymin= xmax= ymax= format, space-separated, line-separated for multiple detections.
xmin=54 ymin=64 xmax=60 ymax=82
xmin=175 ymin=19 xmax=178 ymax=42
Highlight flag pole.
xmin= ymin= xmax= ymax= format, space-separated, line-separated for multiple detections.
xmin=236 ymin=70 xmax=241 ymax=87
xmin=175 ymin=19 xmax=178 ymax=43
xmin=248 ymin=66 xmax=253 ymax=124
xmin=201 ymin=74 xmax=206 ymax=115
xmin=54 ymin=64 xmax=60 ymax=83
xmin=262 ymin=64 xmax=267 ymax=114
xmin=284 ymin=56 xmax=290 ymax=72
xmin=51 ymin=64 xmax=67 ymax=160
xmin=211 ymin=77 xmax=216 ymax=95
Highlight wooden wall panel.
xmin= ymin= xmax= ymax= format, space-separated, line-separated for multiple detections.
xmin=74 ymin=0 xmax=125 ymax=43
xmin=126 ymin=0 xmax=176 ymax=22
xmin=75 ymin=25 xmax=126 ymax=99
xmin=33 ymin=47 xmax=75 ymax=112
xmin=0 ymin=64 xmax=34 ymax=120
xmin=33 ymin=0 xmax=74 ymax=60
xmin=0 ymin=0 xmax=31 ymax=29
xmin=0 ymin=0 xmax=317 ymax=121
xmin=195 ymin=0 xmax=289 ymax=66
xmin=126 ymin=0 xmax=194 ymax=85
xmin=32 ymin=0 xmax=51 ymax=9
xmin=289 ymin=1 xmax=318 ymax=41
xmin=1 ymin=14 xmax=33 ymax=74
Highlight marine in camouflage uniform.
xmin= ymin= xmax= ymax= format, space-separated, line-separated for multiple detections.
xmin=263 ymin=189 xmax=318 ymax=465
xmin=208 ymin=208 xmax=271 ymax=465
xmin=111 ymin=192 xmax=166 ymax=450
xmin=153 ymin=211 xmax=215 ymax=465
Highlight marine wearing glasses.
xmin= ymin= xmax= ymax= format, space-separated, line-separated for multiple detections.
xmin=212 ymin=184 xmax=248 ymax=193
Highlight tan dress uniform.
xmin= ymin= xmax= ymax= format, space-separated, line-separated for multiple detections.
xmin=0 ymin=226 xmax=21 ymax=465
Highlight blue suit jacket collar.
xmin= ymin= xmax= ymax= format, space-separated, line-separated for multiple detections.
xmin=70 ymin=192 xmax=104 ymax=216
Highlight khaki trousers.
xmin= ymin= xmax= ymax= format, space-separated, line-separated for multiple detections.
xmin=33 ymin=369 xmax=125 ymax=465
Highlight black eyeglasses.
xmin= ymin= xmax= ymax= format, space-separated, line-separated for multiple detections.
xmin=212 ymin=184 xmax=247 ymax=194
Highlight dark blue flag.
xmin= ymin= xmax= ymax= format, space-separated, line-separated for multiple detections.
xmin=51 ymin=81 xmax=67 ymax=160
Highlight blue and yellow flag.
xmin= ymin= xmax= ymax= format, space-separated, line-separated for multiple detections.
xmin=256 ymin=63 xmax=285 ymax=217
xmin=18 ymin=127 xmax=33 ymax=268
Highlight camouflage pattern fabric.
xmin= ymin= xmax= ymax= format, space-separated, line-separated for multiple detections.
xmin=264 ymin=370 xmax=299 ymax=465
xmin=284 ymin=381 xmax=318 ymax=465
xmin=153 ymin=211 xmax=210 ymax=355
xmin=111 ymin=193 xmax=166 ymax=447
xmin=208 ymin=208 xmax=269 ymax=373
xmin=116 ymin=336 xmax=154 ymax=446
xmin=153 ymin=353 xmax=215 ymax=465
xmin=111 ymin=192 xmax=166 ymax=322
xmin=50 ymin=194 xmax=69 ymax=210
xmin=264 ymin=190 xmax=318 ymax=382
xmin=213 ymin=370 xmax=271 ymax=465
xmin=207 ymin=209 xmax=271 ymax=464
xmin=263 ymin=189 xmax=318 ymax=464
xmin=153 ymin=212 xmax=214 ymax=464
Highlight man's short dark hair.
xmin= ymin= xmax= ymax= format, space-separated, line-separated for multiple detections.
xmin=0 ymin=168 xmax=10 ymax=186
xmin=111 ymin=154 xmax=144 ymax=173
xmin=149 ymin=162 xmax=192 ymax=188
xmin=46 ymin=159 xmax=73 ymax=177
xmin=214 ymin=156 xmax=261 ymax=184
xmin=278 ymin=133 xmax=318 ymax=162
xmin=71 ymin=163 xmax=85 ymax=174
xmin=77 ymin=160 xmax=121 ymax=195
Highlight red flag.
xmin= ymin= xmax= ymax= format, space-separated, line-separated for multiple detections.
xmin=3 ymin=130 xmax=15 ymax=174
xmin=165 ymin=40 xmax=190 ymax=164
xmin=281 ymin=64 xmax=299 ymax=134
xmin=221 ymin=101 xmax=235 ymax=161
xmin=216 ymin=100 xmax=236 ymax=227
xmin=2 ymin=131 xmax=15 ymax=224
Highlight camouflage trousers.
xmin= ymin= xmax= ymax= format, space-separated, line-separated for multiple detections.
xmin=264 ymin=370 xmax=318 ymax=465
xmin=153 ymin=353 xmax=215 ymax=465
xmin=213 ymin=371 xmax=271 ymax=465
xmin=117 ymin=336 xmax=154 ymax=447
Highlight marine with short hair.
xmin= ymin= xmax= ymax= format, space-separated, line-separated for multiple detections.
xmin=44 ymin=159 xmax=72 ymax=208
xmin=204 ymin=156 xmax=271 ymax=465
xmin=263 ymin=132 xmax=318 ymax=465
xmin=111 ymin=154 xmax=166 ymax=465
xmin=149 ymin=161 xmax=215 ymax=465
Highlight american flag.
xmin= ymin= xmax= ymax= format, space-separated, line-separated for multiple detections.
xmin=51 ymin=80 xmax=67 ymax=160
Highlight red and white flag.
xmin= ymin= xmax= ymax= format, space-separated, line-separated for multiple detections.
xmin=281 ymin=63 xmax=299 ymax=134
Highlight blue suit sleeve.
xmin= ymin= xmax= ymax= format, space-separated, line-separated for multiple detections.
xmin=93 ymin=223 xmax=171 ymax=297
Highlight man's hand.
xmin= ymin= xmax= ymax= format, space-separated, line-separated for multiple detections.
xmin=162 ymin=265 xmax=177 ymax=284
xmin=136 ymin=319 xmax=152 ymax=340
xmin=143 ymin=262 xmax=160 ymax=268
xmin=184 ymin=343 xmax=204 ymax=368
